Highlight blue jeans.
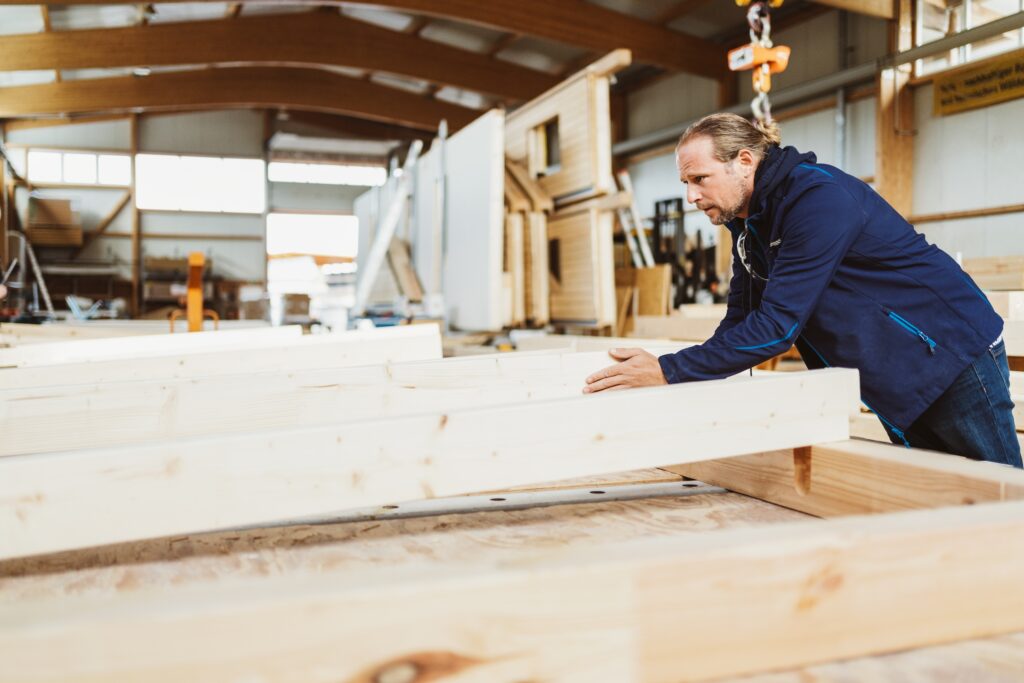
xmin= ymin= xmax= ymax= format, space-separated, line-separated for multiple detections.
xmin=881 ymin=340 xmax=1022 ymax=468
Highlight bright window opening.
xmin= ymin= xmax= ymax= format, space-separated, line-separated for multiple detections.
xmin=25 ymin=149 xmax=132 ymax=186
xmin=266 ymin=213 xmax=359 ymax=258
xmin=268 ymin=161 xmax=387 ymax=186
xmin=916 ymin=0 xmax=1024 ymax=77
xmin=135 ymin=153 xmax=265 ymax=213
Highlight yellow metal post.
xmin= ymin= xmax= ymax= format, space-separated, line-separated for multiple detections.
xmin=186 ymin=252 xmax=204 ymax=333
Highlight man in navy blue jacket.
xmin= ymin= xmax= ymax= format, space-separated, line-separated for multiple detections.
xmin=585 ymin=113 xmax=1020 ymax=467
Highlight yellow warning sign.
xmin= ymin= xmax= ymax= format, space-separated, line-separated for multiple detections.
xmin=934 ymin=48 xmax=1024 ymax=116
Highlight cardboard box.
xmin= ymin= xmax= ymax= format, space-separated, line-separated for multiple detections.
xmin=26 ymin=197 xmax=83 ymax=247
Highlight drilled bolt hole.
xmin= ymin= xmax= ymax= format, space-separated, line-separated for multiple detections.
xmin=590 ymin=490 xmax=606 ymax=494
xmin=382 ymin=505 xmax=399 ymax=509
xmin=490 ymin=497 xmax=506 ymax=502
xmin=682 ymin=483 xmax=700 ymax=488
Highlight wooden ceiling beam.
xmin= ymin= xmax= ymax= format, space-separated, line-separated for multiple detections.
xmin=812 ymin=0 xmax=894 ymax=20
xmin=278 ymin=111 xmax=432 ymax=141
xmin=0 ymin=0 xmax=729 ymax=77
xmin=651 ymin=0 xmax=713 ymax=26
xmin=0 ymin=66 xmax=478 ymax=131
xmin=0 ymin=12 xmax=557 ymax=102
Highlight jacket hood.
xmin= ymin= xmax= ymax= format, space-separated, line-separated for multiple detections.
xmin=747 ymin=145 xmax=818 ymax=217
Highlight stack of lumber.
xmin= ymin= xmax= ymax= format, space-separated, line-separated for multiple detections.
xmin=965 ymin=256 xmax=1024 ymax=290
xmin=6 ymin=320 xmax=1024 ymax=680
xmin=632 ymin=304 xmax=727 ymax=342
xmin=504 ymin=50 xmax=631 ymax=329
xmin=613 ymin=261 xmax=673 ymax=337
xmin=0 ymin=319 xmax=270 ymax=348
xmin=987 ymin=290 xmax=1024 ymax=320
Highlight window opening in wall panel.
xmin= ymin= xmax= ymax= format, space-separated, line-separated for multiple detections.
xmin=530 ymin=117 xmax=562 ymax=178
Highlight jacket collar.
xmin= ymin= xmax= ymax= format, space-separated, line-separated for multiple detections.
xmin=728 ymin=145 xmax=818 ymax=231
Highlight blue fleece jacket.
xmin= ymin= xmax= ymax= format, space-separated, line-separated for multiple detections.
xmin=657 ymin=144 xmax=1004 ymax=438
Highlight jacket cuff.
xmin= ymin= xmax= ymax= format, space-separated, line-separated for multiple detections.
xmin=658 ymin=353 xmax=681 ymax=384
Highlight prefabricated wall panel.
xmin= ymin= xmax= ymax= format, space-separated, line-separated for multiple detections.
xmin=441 ymin=109 xmax=506 ymax=331
xmin=546 ymin=208 xmax=615 ymax=326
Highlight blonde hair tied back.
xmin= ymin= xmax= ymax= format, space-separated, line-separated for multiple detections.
xmin=676 ymin=112 xmax=780 ymax=163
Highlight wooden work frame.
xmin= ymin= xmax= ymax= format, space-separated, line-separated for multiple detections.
xmin=2 ymin=436 xmax=1024 ymax=682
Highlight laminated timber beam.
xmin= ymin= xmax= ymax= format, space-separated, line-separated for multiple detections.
xmin=811 ymin=0 xmax=894 ymax=19
xmin=667 ymin=438 xmax=1024 ymax=517
xmin=0 ymin=368 xmax=859 ymax=559
xmin=2 ymin=497 xmax=1022 ymax=681
xmin=0 ymin=12 xmax=557 ymax=103
xmin=0 ymin=324 xmax=442 ymax=388
xmin=275 ymin=111 xmax=431 ymax=142
xmin=0 ymin=349 xmax=694 ymax=457
xmin=0 ymin=0 xmax=728 ymax=78
xmin=0 ymin=325 xmax=304 ymax=368
xmin=0 ymin=66 xmax=477 ymax=131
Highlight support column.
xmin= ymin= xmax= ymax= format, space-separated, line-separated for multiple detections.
xmin=875 ymin=0 xmax=914 ymax=218
xmin=130 ymin=114 xmax=142 ymax=317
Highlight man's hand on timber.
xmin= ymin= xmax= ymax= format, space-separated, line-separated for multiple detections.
xmin=583 ymin=348 xmax=668 ymax=394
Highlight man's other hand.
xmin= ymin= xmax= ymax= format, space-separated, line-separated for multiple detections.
xmin=583 ymin=348 xmax=668 ymax=394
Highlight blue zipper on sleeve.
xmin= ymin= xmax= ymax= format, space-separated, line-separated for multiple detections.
xmin=884 ymin=309 xmax=936 ymax=354
xmin=800 ymin=335 xmax=912 ymax=448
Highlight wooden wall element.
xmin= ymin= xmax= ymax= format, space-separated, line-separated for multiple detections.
xmin=668 ymin=438 xmax=1024 ymax=518
xmin=874 ymin=0 xmax=914 ymax=217
xmin=524 ymin=212 xmax=550 ymax=325
xmin=0 ymin=325 xmax=303 ymax=368
xmin=504 ymin=212 xmax=526 ymax=325
xmin=0 ymin=369 xmax=858 ymax=559
xmin=546 ymin=208 xmax=615 ymax=326
xmin=0 ymin=324 xmax=442 ymax=389
xmin=505 ymin=50 xmax=630 ymax=203
xmin=6 ymin=487 xmax=1024 ymax=681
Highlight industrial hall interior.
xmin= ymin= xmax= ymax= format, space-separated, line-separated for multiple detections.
xmin=2 ymin=0 xmax=1024 ymax=680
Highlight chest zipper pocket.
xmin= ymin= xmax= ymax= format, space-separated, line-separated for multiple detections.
xmin=883 ymin=309 xmax=936 ymax=354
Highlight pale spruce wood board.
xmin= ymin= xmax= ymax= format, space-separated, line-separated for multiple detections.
xmin=0 ymin=325 xmax=302 ymax=367
xmin=0 ymin=369 xmax=859 ymax=560
xmin=515 ymin=333 xmax=696 ymax=354
xmin=986 ymin=291 xmax=1024 ymax=320
xmin=0 ymin=350 xmax=680 ymax=457
xmin=2 ymin=496 xmax=1023 ymax=682
xmin=632 ymin=314 xmax=721 ymax=342
xmin=0 ymin=324 xmax=442 ymax=390
xmin=667 ymin=438 xmax=1024 ymax=518
xmin=0 ymin=488 xmax=798 ymax=601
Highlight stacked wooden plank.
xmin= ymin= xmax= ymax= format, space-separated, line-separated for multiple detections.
xmin=7 ymin=329 xmax=1024 ymax=680
xmin=987 ymin=290 xmax=1024 ymax=320
xmin=965 ymin=256 xmax=1024 ymax=290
